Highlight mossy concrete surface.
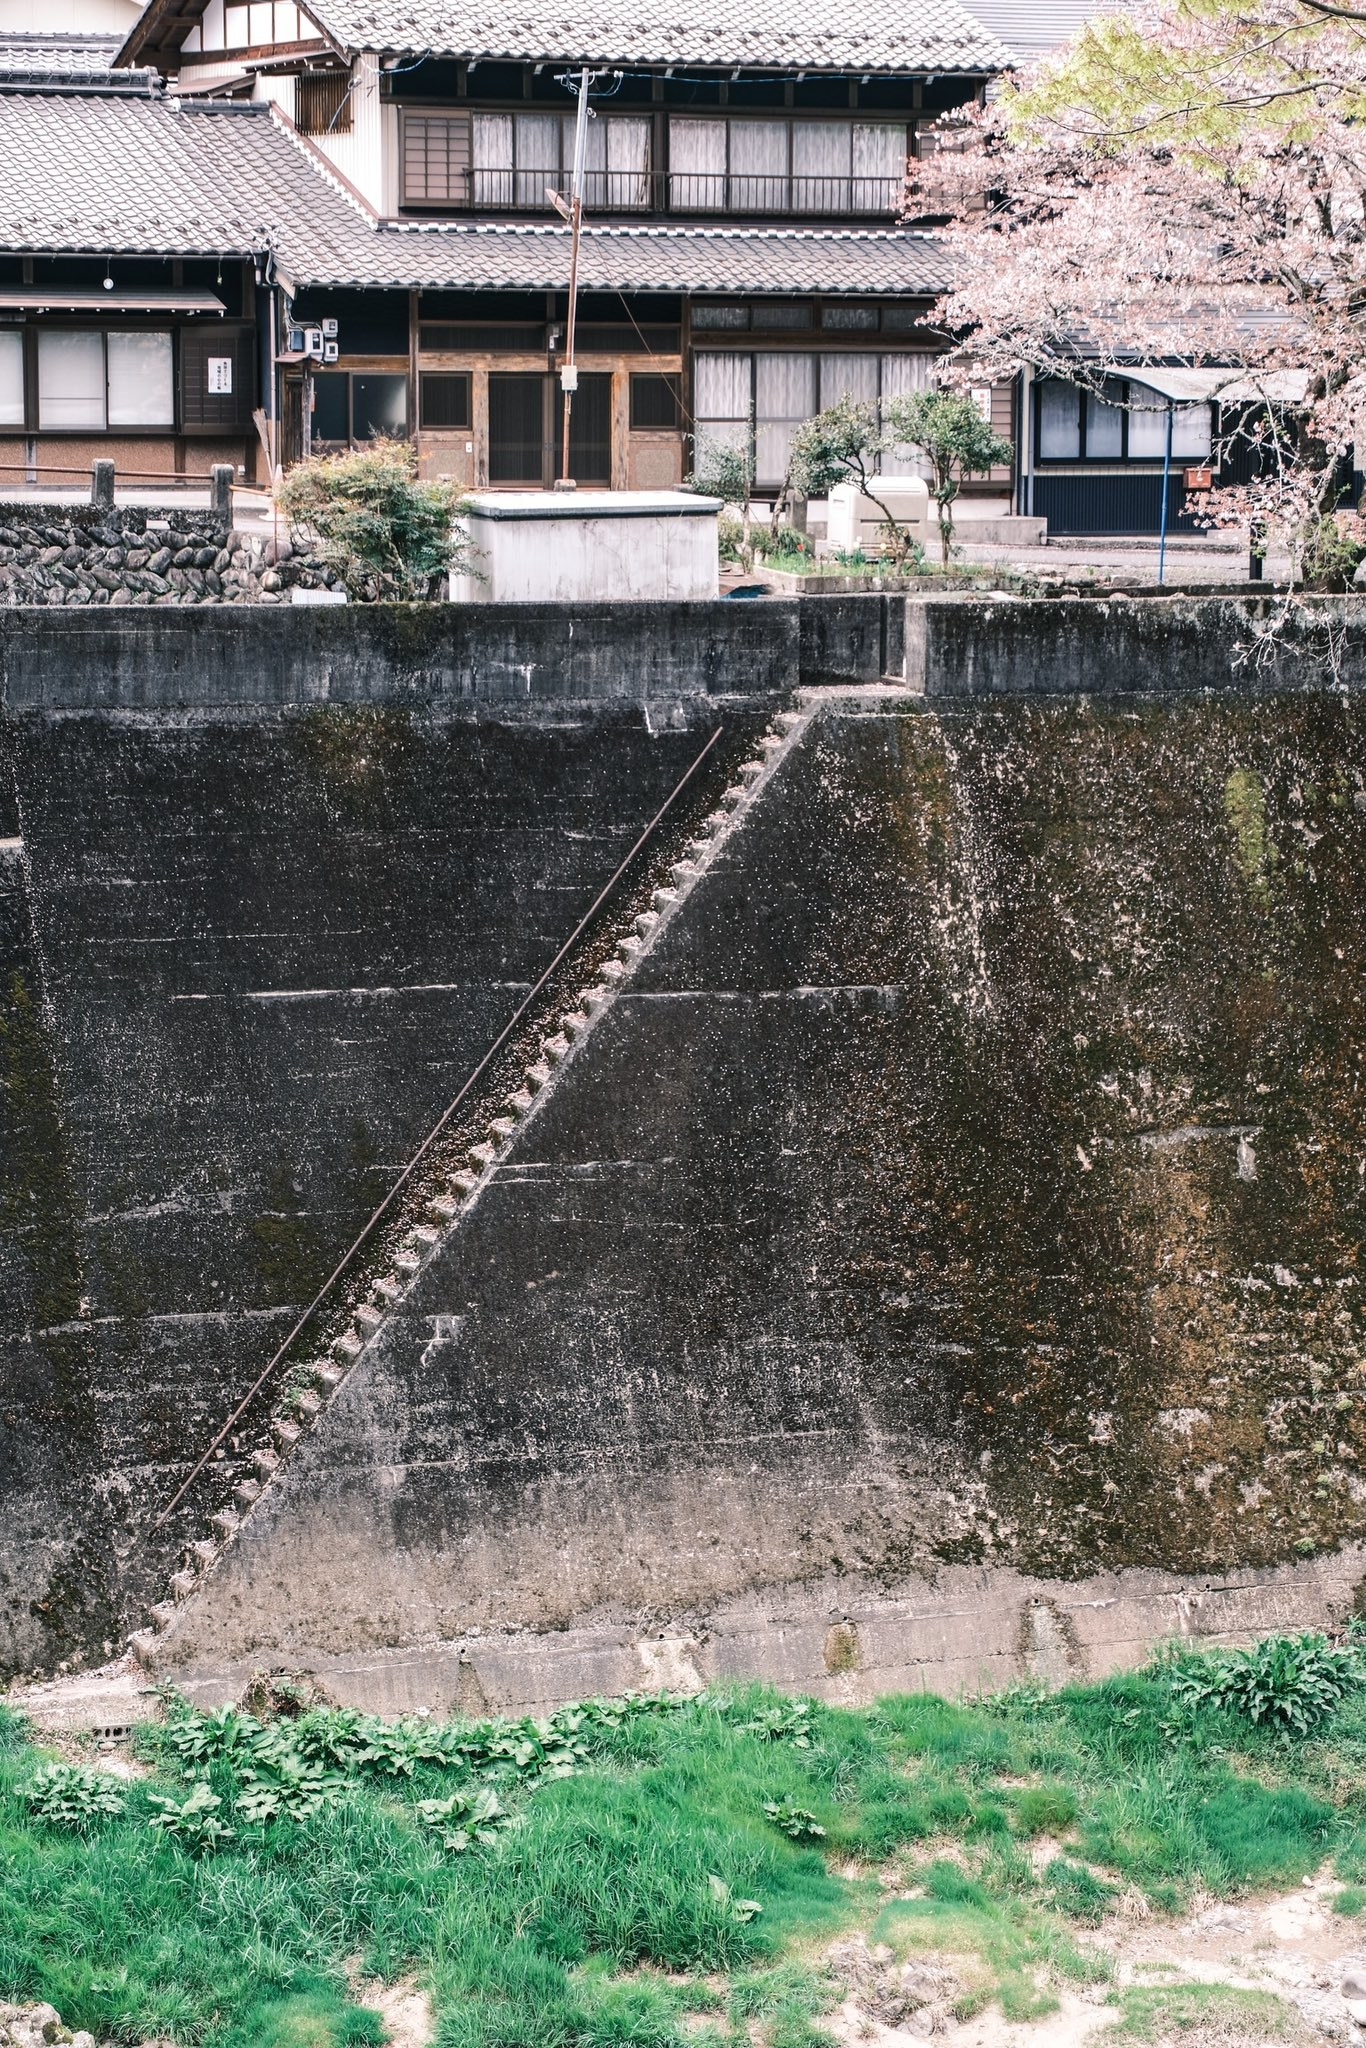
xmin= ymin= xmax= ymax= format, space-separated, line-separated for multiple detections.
xmin=0 ymin=696 xmax=771 ymax=1674
xmin=151 ymin=689 xmax=1366 ymax=1698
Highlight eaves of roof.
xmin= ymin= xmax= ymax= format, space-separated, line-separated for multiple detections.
xmin=120 ymin=0 xmax=1009 ymax=77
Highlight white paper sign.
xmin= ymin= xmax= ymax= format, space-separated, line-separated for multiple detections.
xmin=207 ymin=357 xmax=233 ymax=394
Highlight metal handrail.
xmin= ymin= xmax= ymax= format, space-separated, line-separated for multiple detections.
xmin=407 ymin=168 xmax=902 ymax=219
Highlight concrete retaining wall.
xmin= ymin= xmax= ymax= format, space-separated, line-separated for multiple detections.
xmin=6 ymin=594 xmax=1366 ymax=1695
xmin=907 ymin=592 xmax=1366 ymax=696
xmin=142 ymin=685 xmax=1366 ymax=1707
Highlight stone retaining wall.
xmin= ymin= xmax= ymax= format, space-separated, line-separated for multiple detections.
xmin=0 ymin=504 xmax=337 ymax=607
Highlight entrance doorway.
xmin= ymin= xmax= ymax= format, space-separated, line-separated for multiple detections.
xmin=487 ymin=371 xmax=612 ymax=486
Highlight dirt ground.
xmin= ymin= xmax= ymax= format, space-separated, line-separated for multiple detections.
xmin=825 ymin=1870 xmax=1366 ymax=2047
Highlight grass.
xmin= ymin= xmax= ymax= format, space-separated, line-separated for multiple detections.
xmin=1108 ymin=1982 xmax=1298 ymax=2041
xmin=2 ymin=1636 xmax=1366 ymax=2047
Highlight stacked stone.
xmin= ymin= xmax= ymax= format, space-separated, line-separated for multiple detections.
xmin=0 ymin=505 xmax=339 ymax=607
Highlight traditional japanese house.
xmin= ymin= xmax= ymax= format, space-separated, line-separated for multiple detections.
xmin=111 ymin=0 xmax=1010 ymax=492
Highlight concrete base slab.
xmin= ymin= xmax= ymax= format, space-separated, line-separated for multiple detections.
xmin=13 ymin=1547 xmax=1350 ymax=1730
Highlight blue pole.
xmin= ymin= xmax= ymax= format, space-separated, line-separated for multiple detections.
xmin=1157 ymin=399 xmax=1173 ymax=586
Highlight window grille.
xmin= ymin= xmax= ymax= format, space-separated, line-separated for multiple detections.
xmin=630 ymin=374 xmax=682 ymax=431
xmin=298 ymin=72 xmax=353 ymax=136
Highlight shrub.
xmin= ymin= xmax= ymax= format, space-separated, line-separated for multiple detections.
xmin=787 ymin=397 xmax=922 ymax=568
xmin=19 ymin=1761 xmax=126 ymax=1832
xmin=753 ymin=524 xmax=813 ymax=563
xmin=147 ymin=1782 xmax=236 ymax=1854
xmin=688 ymin=438 xmax=760 ymax=573
xmin=717 ymin=512 xmax=747 ymax=566
xmin=1170 ymin=1633 xmax=1365 ymax=1736
xmin=277 ymin=440 xmax=467 ymax=599
xmin=881 ymin=390 xmax=1012 ymax=569
xmin=1299 ymin=511 xmax=1365 ymax=591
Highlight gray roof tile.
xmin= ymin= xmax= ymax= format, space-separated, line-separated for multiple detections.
xmin=0 ymin=85 xmax=954 ymax=297
xmin=0 ymin=34 xmax=144 ymax=79
xmin=280 ymin=0 xmax=1006 ymax=72
xmin=960 ymin=0 xmax=1122 ymax=66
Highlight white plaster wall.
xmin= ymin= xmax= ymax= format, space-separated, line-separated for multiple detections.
xmin=0 ymin=0 xmax=139 ymax=29
xmin=452 ymin=497 xmax=721 ymax=602
xmin=307 ymin=52 xmax=388 ymax=214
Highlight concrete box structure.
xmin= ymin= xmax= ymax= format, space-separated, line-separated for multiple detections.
xmin=826 ymin=476 xmax=930 ymax=552
xmin=452 ymin=490 xmax=722 ymax=604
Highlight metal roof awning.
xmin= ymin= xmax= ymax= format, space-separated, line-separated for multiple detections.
xmin=1125 ymin=364 xmax=1310 ymax=406
xmin=0 ymin=287 xmax=226 ymax=312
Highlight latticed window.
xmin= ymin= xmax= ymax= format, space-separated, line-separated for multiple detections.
xmin=297 ymin=72 xmax=353 ymax=136
xmin=402 ymin=112 xmax=473 ymax=205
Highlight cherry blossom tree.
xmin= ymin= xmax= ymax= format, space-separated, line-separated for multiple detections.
xmin=912 ymin=0 xmax=1366 ymax=571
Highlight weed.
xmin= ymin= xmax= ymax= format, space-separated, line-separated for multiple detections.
xmin=147 ymin=1783 xmax=236 ymax=1853
xmin=19 ymin=1762 xmax=125 ymax=1832
xmin=3 ymin=1644 xmax=1365 ymax=2048
xmin=763 ymin=1803 xmax=826 ymax=1842
xmin=739 ymin=1700 xmax=814 ymax=1747
xmin=1171 ymin=1634 xmax=1364 ymax=1736
xmin=416 ymin=1788 xmax=508 ymax=1853
xmin=1334 ymin=1885 xmax=1366 ymax=1917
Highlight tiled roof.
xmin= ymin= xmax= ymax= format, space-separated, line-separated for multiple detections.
xmin=268 ymin=0 xmax=1006 ymax=72
xmin=0 ymin=34 xmax=140 ymax=79
xmin=0 ymin=89 xmax=307 ymax=260
xmin=313 ymin=222 xmax=958 ymax=295
xmin=960 ymin=0 xmax=1125 ymax=66
xmin=0 ymin=87 xmax=956 ymax=297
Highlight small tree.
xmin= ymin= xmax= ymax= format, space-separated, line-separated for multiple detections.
xmin=278 ymin=439 xmax=468 ymax=599
xmin=787 ymin=396 xmax=923 ymax=567
xmin=884 ymin=391 xmax=1012 ymax=567
xmin=686 ymin=433 xmax=757 ymax=570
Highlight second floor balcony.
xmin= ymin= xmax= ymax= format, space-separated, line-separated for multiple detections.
xmin=399 ymin=110 xmax=911 ymax=222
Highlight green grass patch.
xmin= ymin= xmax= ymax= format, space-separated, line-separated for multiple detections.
xmin=2 ymin=1631 xmax=1365 ymax=2045
xmin=1014 ymin=1784 xmax=1079 ymax=1838
xmin=1109 ymin=1981 xmax=1297 ymax=2041
xmin=1333 ymin=1885 xmax=1366 ymax=1917
xmin=875 ymin=1870 xmax=1107 ymax=2025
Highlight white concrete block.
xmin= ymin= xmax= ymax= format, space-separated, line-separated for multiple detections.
xmin=450 ymin=491 xmax=722 ymax=603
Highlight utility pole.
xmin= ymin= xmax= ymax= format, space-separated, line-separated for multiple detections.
xmin=555 ymin=68 xmax=592 ymax=488
xmin=1157 ymin=398 xmax=1173 ymax=587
